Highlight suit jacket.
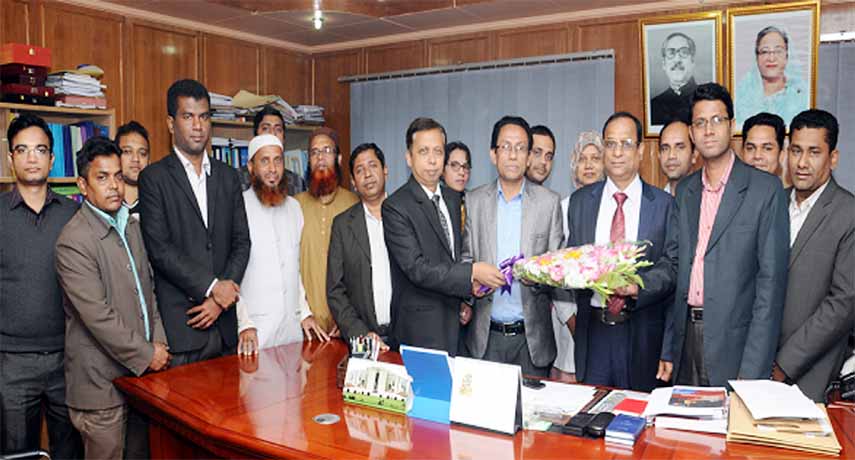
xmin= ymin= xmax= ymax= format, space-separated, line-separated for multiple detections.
xmin=649 ymin=156 xmax=790 ymax=385
xmin=776 ymin=178 xmax=855 ymax=401
xmin=382 ymin=176 xmax=473 ymax=354
xmin=566 ymin=179 xmax=675 ymax=391
xmin=55 ymin=203 xmax=167 ymax=410
xmin=461 ymin=179 xmax=563 ymax=367
xmin=139 ymin=153 xmax=251 ymax=353
xmin=327 ymin=202 xmax=387 ymax=341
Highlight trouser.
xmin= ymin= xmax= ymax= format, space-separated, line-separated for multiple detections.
xmin=69 ymin=405 xmax=126 ymax=460
xmin=0 ymin=351 xmax=83 ymax=459
xmin=123 ymin=406 xmax=149 ymax=460
xmin=677 ymin=314 xmax=710 ymax=386
xmin=584 ymin=318 xmax=631 ymax=389
xmin=170 ymin=327 xmax=235 ymax=367
xmin=483 ymin=329 xmax=549 ymax=378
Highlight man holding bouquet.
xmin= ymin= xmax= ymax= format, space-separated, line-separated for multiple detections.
xmin=461 ymin=116 xmax=565 ymax=377
xmin=565 ymin=112 xmax=676 ymax=392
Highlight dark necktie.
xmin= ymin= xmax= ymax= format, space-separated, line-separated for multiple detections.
xmin=607 ymin=192 xmax=628 ymax=314
xmin=431 ymin=194 xmax=452 ymax=252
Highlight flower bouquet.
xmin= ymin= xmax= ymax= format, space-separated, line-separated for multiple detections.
xmin=512 ymin=241 xmax=653 ymax=301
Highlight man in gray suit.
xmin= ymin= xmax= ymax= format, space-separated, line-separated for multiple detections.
xmin=461 ymin=116 xmax=565 ymax=377
xmin=773 ymin=109 xmax=855 ymax=401
xmin=640 ymin=83 xmax=790 ymax=386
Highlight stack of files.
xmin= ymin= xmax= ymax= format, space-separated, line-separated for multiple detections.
xmin=642 ymin=386 xmax=728 ymax=434
xmin=47 ymin=71 xmax=105 ymax=99
xmin=232 ymin=90 xmax=297 ymax=124
xmin=605 ymin=414 xmax=646 ymax=447
xmin=726 ymin=380 xmax=841 ymax=455
xmin=0 ymin=45 xmax=53 ymax=105
xmin=295 ymin=105 xmax=324 ymax=124
xmin=209 ymin=92 xmax=242 ymax=120
xmin=47 ymin=120 xmax=110 ymax=177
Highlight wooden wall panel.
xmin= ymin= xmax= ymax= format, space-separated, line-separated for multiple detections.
xmin=128 ymin=23 xmax=199 ymax=160
xmin=262 ymin=47 xmax=310 ymax=104
xmin=428 ymin=33 xmax=491 ymax=66
xmin=40 ymin=3 xmax=125 ymax=121
xmin=313 ymin=50 xmax=362 ymax=182
xmin=496 ymin=24 xmax=568 ymax=60
xmin=1 ymin=0 xmax=31 ymax=44
xmin=364 ymin=41 xmax=427 ymax=74
xmin=202 ymin=35 xmax=260 ymax=96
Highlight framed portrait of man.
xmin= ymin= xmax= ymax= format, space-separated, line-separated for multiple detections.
xmin=641 ymin=11 xmax=722 ymax=137
xmin=728 ymin=1 xmax=819 ymax=133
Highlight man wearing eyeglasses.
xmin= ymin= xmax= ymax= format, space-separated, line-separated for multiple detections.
xmin=0 ymin=113 xmax=83 ymax=458
xmin=632 ymin=83 xmax=789 ymax=386
xmin=565 ymin=112 xmax=676 ymax=392
xmin=461 ymin=116 xmax=565 ymax=376
xmin=651 ymin=32 xmax=698 ymax=127
xmin=294 ymin=128 xmax=358 ymax=341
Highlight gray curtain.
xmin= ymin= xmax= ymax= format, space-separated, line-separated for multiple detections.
xmin=818 ymin=41 xmax=855 ymax=192
xmin=350 ymin=56 xmax=615 ymax=195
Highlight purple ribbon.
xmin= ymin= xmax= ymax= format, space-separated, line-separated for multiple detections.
xmin=477 ymin=253 xmax=524 ymax=296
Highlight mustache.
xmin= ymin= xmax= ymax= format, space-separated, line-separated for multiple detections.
xmin=669 ymin=61 xmax=685 ymax=72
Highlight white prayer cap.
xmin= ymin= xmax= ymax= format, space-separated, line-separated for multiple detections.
xmin=248 ymin=134 xmax=283 ymax=161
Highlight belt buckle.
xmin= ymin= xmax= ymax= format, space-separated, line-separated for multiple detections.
xmin=690 ymin=308 xmax=703 ymax=322
xmin=502 ymin=323 xmax=515 ymax=336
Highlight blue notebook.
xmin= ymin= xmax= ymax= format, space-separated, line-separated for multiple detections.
xmin=605 ymin=414 xmax=646 ymax=441
xmin=400 ymin=345 xmax=453 ymax=424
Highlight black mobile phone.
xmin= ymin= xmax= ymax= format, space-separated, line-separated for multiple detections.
xmin=585 ymin=412 xmax=615 ymax=438
xmin=522 ymin=377 xmax=545 ymax=389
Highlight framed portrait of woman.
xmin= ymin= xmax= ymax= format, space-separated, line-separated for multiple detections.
xmin=640 ymin=11 xmax=723 ymax=137
xmin=728 ymin=1 xmax=819 ymax=133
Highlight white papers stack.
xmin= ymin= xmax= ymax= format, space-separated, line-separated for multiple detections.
xmin=295 ymin=105 xmax=325 ymax=124
xmin=728 ymin=380 xmax=825 ymax=420
xmin=47 ymin=72 xmax=105 ymax=98
xmin=209 ymin=92 xmax=245 ymax=120
xmin=231 ymin=90 xmax=298 ymax=124
xmin=642 ymin=386 xmax=729 ymax=434
xmin=522 ymin=381 xmax=596 ymax=430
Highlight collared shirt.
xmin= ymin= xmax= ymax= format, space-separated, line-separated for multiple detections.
xmin=592 ymin=174 xmax=643 ymax=306
xmin=688 ymin=151 xmax=736 ymax=307
xmin=789 ymin=179 xmax=829 ymax=247
xmin=124 ymin=200 xmax=140 ymax=220
xmin=492 ymin=180 xmax=525 ymax=323
xmin=295 ymin=187 xmax=360 ymax=332
xmin=420 ymin=183 xmax=455 ymax=258
xmin=85 ymin=201 xmax=151 ymax=340
xmin=0 ymin=188 xmax=79 ymax=352
xmin=364 ymin=203 xmax=392 ymax=327
xmin=173 ymin=146 xmax=211 ymax=228
xmin=664 ymin=183 xmax=672 ymax=195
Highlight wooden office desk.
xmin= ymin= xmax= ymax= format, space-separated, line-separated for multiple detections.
xmin=116 ymin=340 xmax=855 ymax=459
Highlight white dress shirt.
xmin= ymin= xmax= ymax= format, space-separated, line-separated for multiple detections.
xmin=174 ymin=147 xmax=217 ymax=297
xmin=420 ymin=183 xmax=455 ymax=258
xmin=364 ymin=204 xmax=392 ymax=327
xmin=237 ymin=190 xmax=311 ymax=349
xmin=592 ymin=174 xmax=643 ymax=306
xmin=789 ymin=180 xmax=829 ymax=247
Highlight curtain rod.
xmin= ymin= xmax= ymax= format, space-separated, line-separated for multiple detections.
xmin=339 ymin=49 xmax=614 ymax=83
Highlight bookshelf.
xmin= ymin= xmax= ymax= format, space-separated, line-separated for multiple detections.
xmin=0 ymin=103 xmax=116 ymax=191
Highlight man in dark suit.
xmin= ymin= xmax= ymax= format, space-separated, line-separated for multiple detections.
xmin=641 ymin=83 xmax=789 ymax=386
xmin=461 ymin=116 xmax=564 ymax=377
xmin=566 ymin=112 xmax=675 ymax=391
xmin=773 ymin=109 xmax=855 ymax=401
xmin=383 ymin=117 xmax=505 ymax=355
xmin=328 ymin=143 xmax=393 ymax=348
xmin=139 ymin=79 xmax=251 ymax=366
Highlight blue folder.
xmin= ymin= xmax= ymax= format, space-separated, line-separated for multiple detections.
xmin=400 ymin=345 xmax=453 ymax=424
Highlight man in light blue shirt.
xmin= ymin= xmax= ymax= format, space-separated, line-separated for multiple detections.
xmin=461 ymin=116 xmax=565 ymax=376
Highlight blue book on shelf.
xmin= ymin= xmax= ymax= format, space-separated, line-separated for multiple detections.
xmin=48 ymin=124 xmax=64 ymax=178
xmin=62 ymin=124 xmax=73 ymax=176
xmin=400 ymin=345 xmax=453 ymax=424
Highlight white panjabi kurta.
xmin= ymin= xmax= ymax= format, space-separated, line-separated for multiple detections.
xmin=237 ymin=189 xmax=311 ymax=349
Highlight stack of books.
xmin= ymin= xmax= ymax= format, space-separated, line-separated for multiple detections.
xmin=232 ymin=90 xmax=297 ymax=124
xmin=726 ymin=380 xmax=841 ymax=455
xmin=605 ymin=414 xmax=646 ymax=448
xmin=0 ymin=43 xmax=54 ymax=106
xmin=210 ymin=92 xmax=248 ymax=121
xmin=642 ymin=386 xmax=729 ymax=434
xmin=48 ymin=65 xmax=107 ymax=109
xmin=295 ymin=105 xmax=324 ymax=124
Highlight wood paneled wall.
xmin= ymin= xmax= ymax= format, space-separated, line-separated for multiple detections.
xmin=0 ymin=0 xmax=312 ymax=161
xmin=312 ymin=3 xmax=855 ymax=188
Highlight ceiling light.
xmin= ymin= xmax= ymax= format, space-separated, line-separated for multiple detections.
xmin=313 ymin=9 xmax=324 ymax=30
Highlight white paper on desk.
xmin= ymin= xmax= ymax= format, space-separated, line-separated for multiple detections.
xmin=728 ymin=380 xmax=825 ymax=420
xmin=449 ymin=357 xmax=520 ymax=435
xmin=522 ymin=381 xmax=596 ymax=420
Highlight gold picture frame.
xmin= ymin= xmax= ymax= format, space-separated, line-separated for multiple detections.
xmin=727 ymin=0 xmax=819 ymax=133
xmin=640 ymin=11 xmax=723 ymax=138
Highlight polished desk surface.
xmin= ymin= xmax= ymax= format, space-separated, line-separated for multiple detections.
xmin=116 ymin=340 xmax=855 ymax=459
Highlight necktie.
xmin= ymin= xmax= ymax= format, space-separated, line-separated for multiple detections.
xmin=432 ymin=194 xmax=452 ymax=253
xmin=460 ymin=200 xmax=466 ymax=235
xmin=608 ymin=192 xmax=628 ymax=314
